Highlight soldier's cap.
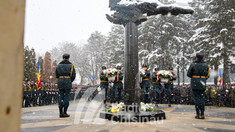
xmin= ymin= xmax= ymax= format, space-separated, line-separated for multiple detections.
xmin=116 ymin=66 xmax=121 ymax=69
xmin=169 ymin=67 xmax=173 ymax=70
xmin=155 ymin=68 xmax=159 ymax=71
xmin=142 ymin=64 xmax=148 ymax=68
xmin=196 ymin=53 xmax=204 ymax=60
xmin=63 ymin=53 xmax=70 ymax=59
xmin=102 ymin=66 xmax=107 ymax=70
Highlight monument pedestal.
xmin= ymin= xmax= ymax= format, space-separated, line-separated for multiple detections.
xmin=100 ymin=22 xmax=166 ymax=122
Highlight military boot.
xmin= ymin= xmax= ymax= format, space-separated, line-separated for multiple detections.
xmin=200 ymin=110 xmax=205 ymax=119
xmin=63 ymin=108 xmax=70 ymax=118
xmin=59 ymin=108 xmax=64 ymax=118
xmin=168 ymin=101 xmax=171 ymax=107
xmin=195 ymin=110 xmax=200 ymax=119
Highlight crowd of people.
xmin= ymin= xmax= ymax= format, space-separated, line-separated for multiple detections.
xmin=99 ymin=83 xmax=235 ymax=108
xmin=22 ymin=80 xmax=235 ymax=108
xmin=22 ymin=80 xmax=59 ymax=107
xmin=22 ymin=80 xmax=87 ymax=107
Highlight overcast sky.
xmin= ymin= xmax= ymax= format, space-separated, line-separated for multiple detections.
xmin=24 ymin=0 xmax=192 ymax=54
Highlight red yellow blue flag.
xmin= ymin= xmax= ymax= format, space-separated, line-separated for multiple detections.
xmin=89 ymin=75 xmax=93 ymax=85
xmin=218 ymin=69 xmax=222 ymax=85
xmin=36 ymin=59 xmax=41 ymax=90
xmin=94 ymin=76 xmax=97 ymax=85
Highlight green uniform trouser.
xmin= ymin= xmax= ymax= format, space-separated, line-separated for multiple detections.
xmin=23 ymin=92 xmax=30 ymax=107
xmin=165 ymin=83 xmax=173 ymax=104
xmin=58 ymin=89 xmax=70 ymax=110
xmin=152 ymin=83 xmax=161 ymax=104
xmin=113 ymin=82 xmax=123 ymax=103
xmin=192 ymin=89 xmax=205 ymax=112
xmin=140 ymin=80 xmax=150 ymax=103
xmin=100 ymin=82 xmax=108 ymax=104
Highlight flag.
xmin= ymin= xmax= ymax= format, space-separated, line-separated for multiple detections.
xmin=36 ymin=59 xmax=41 ymax=90
xmin=218 ymin=69 xmax=222 ymax=85
xmin=89 ymin=75 xmax=93 ymax=85
xmin=94 ymin=76 xmax=97 ymax=85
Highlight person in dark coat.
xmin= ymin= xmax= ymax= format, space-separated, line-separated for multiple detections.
xmin=100 ymin=66 xmax=109 ymax=104
xmin=140 ymin=64 xmax=150 ymax=103
xmin=26 ymin=81 xmax=32 ymax=107
xmin=151 ymin=68 xmax=161 ymax=105
xmin=38 ymin=81 xmax=44 ymax=106
xmin=165 ymin=67 xmax=176 ymax=107
xmin=56 ymin=54 xmax=76 ymax=118
xmin=187 ymin=53 xmax=210 ymax=119
xmin=113 ymin=66 xmax=123 ymax=104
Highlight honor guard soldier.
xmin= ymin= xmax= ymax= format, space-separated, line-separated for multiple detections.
xmin=25 ymin=81 xmax=32 ymax=107
xmin=165 ymin=67 xmax=176 ymax=107
xmin=151 ymin=68 xmax=162 ymax=105
xmin=30 ymin=81 xmax=37 ymax=106
xmin=47 ymin=83 xmax=51 ymax=105
xmin=230 ymin=86 xmax=235 ymax=108
xmin=187 ymin=53 xmax=210 ymax=119
xmin=211 ymin=87 xmax=218 ymax=106
xmin=38 ymin=81 xmax=44 ymax=106
xmin=22 ymin=81 xmax=28 ymax=107
xmin=113 ymin=66 xmax=123 ymax=104
xmin=27 ymin=81 xmax=33 ymax=107
xmin=55 ymin=84 xmax=59 ymax=103
xmin=100 ymin=66 xmax=109 ymax=105
xmin=140 ymin=64 xmax=150 ymax=103
xmin=56 ymin=53 xmax=76 ymax=118
xmin=217 ymin=86 xmax=224 ymax=107
xmin=45 ymin=82 xmax=49 ymax=105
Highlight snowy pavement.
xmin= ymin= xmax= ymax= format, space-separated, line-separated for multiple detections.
xmin=21 ymin=101 xmax=235 ymax=132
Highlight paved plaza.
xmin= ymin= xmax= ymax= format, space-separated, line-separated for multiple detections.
xmin=21 ymin=101 xmax=235 ymax=132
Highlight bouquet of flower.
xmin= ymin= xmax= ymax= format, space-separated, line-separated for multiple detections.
xmin=140 ymin=102 xmax=158 ymax=112
xmin=158 ymin=70 xmax=173 ymax=83
xmin=139 ymin=69 xmax=145 ymax=77
xmin=106 ymin=102 xmax=124 ymax=113
xmin=105 ymin=102 xmax=158 ymax=113
xmin=103 ymin=68 xmax=118 ymax=81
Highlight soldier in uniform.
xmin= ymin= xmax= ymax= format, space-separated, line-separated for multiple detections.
xmin=100 ymin=66 xmax=109 ymax=105
xmin=47 ymin=84 xmax=52 ymax=105
xmin=56 ymin=54 xmax=76 ymax=118
xmin=30 ymin=81 xmax=37 ymax=106
xmin=113 ymin=66 xmax=123 ymax=104
xmin=151 ymin=68 xmax=161 ymax=105
xmin=38 ymin=81 xmax=44 ymax=106
xmin=140 ymin=64 xmax=150 ymax=103
xmin=205 ymin=86 xmax=210 ymax=106
xmin=32 ymin=81 xmax=38 ymax=106
xmin=187 ymin=53 xmax=210 ymax=119
xmin=165 ymin=67 xmax=176 ymax=107
xmin=210 ymin=86 xmax=217 ymax=106
xmin=51 ymin=83 xmax=55 ymax=104
xmin=44 ymin=82 xmax=49 ymax=105
xmin=22 ymin=81 xmax=27 ymax=107
xmin=55 ymin=83 xmax=59 ymax=103
xmin=224 ymin=84 xmax=231 ymax=107
xmin=230 ymin=85 xmax=235 ymax=108
xmin=217 ymin=86 xmax=224 ymax=107
xmin=26 ymin=81 xmax=32 ymax=107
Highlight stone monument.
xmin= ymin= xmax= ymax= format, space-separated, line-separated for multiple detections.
xmin=100 ymin=0 xmax=194 ymax=122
